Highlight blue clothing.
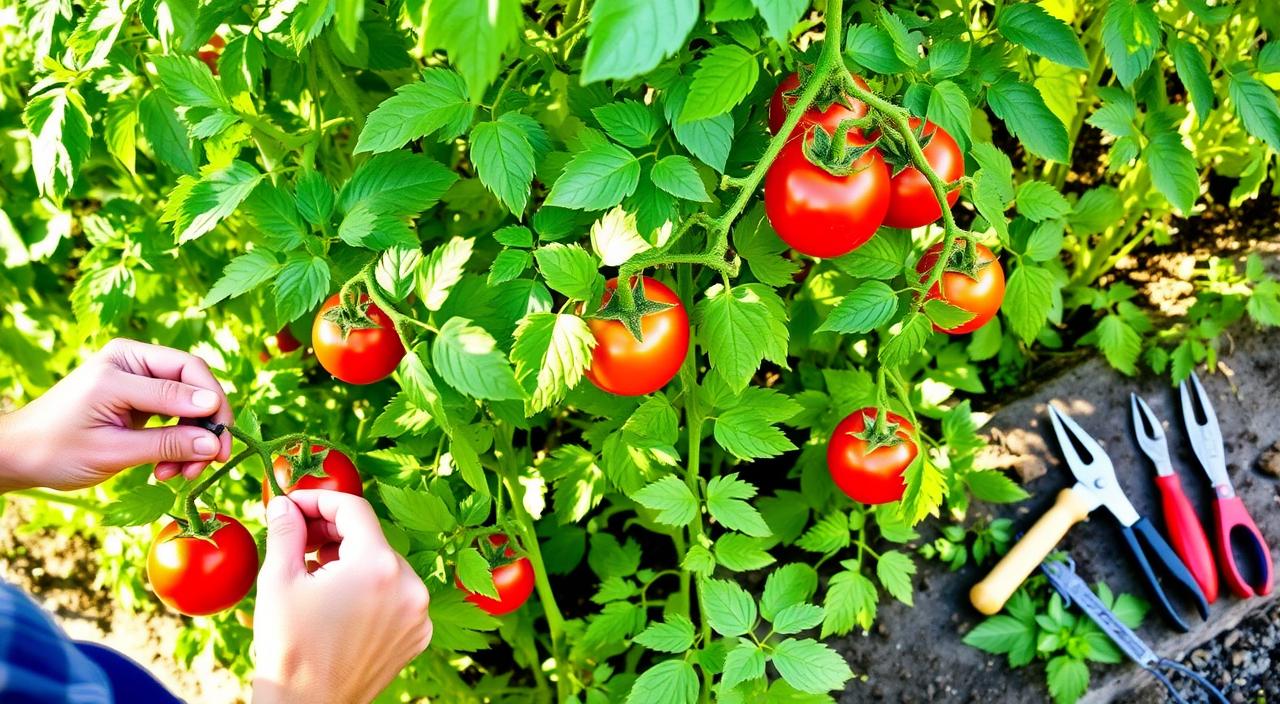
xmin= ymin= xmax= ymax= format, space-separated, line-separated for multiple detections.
xmin=0 ymin=581 xmax=181 ymax=703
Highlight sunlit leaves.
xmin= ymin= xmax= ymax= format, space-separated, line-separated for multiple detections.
xmin=583 ymin=0 xmax=697 ymax=83
xmin=546 ymin=141 xmax=641 ymax=210
xmin=423 ymin=0 xmax=522 ymax=100
xmin=23 ymin=85 xmax=91 ymax=203
xmin=356 ymin=69 xmax=473 ymax=153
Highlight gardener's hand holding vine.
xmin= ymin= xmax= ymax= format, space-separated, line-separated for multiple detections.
xmin=0 ymin=337 xmax=232 ymax=491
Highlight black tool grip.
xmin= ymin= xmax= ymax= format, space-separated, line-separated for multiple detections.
xmin=1121 ymin=517 xmax=1209 ymax=632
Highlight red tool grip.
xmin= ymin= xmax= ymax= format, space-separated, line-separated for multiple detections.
xmin=1155 ymin=473 xmax=1219 ymax=603
xmin=1212 ymin=494 xmax=1274 ymax=599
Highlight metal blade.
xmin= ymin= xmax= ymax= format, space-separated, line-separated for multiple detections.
xmin=1130 ymin=393 xmax=1173 ymax=476
xmin=1178 ymin=372 xmax=1229 ymax=490
xmin=1048 ymin=404 xmax=1141 ymax=527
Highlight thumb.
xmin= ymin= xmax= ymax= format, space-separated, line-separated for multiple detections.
xmin=260 ymin=496 xmax=307 ymax=580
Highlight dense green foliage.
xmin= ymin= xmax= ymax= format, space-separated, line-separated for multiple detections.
xmin=1 ymin=0 xmax=1279 ymax=702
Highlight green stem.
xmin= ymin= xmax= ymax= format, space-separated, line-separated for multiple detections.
xmin=495 ymin=425 xmax=567 ymax=702
xmin=316 ymin=45 xmax=365 ymax=133
xmin=182 ymin=447 xmax=255 ymax=532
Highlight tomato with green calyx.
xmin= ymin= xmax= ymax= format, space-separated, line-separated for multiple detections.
xmin=916 ymin=241 xmax=1005 ymax=335
xmin=198 ymin=35 xmax=225 ymax=74
xmin=263 ymin=445 xmax=363 ymax=504
xmin=147 ymin=513 xmax=259 ymax=616
xmin=764 ymin=129 xmax=890 ymax=258
xmin=881 ymin=119 xmax=964 ymax=230
xmin=457 ymin=535 xmax=535 ymax=616
xmin=312 ymin=293 xmax=405 ymax=385
xmin=768 ymin=72 xmax=871 ymax=136
xmin=584 ymin=276 xmax=689 ymax=397
xmin=827 ymin=408 xmax=918 ymax=505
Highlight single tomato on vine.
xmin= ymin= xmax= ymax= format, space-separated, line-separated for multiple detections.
xmin=827 ymin=408 xmax=918 ymax=505
xmin=584 ymin=276 xmax=689 ymax=397
xmin=457 ymin=535 xmax=535 ymax=616
xmin=881 ymin=119 xmax=964 ymax=230
xmin=768 ymin=72 xmax=871 ymax=136
xmin=198 ymin=35 xmax=225 ymax=74
xmin=916 ymin=241 xmax=1005 ymax=335
xmin=263 ymin=445 xmax=363 ymax=504
xmin=312 ymin=293 xmax=406 ymax=385
xmin=147 ymin=514 xmax=259 ymax=616
xmin=764 ymin=131 xmax=890 ymax=258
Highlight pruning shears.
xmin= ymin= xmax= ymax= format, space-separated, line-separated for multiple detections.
xmin=1179 ymin=372 xmax=1274 ymax=598
xmin=972 ymin=404 xmax=1208 ymax=631
xmin=1131 ymin=392 xmax=1219 ymax=603
xmin=1040 ymin=556 xmax=1226 ymax=704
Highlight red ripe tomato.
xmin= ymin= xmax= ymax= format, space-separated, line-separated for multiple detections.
xmin=458 ymin=535 xmax=535 ymax=616
xmin=585 ymin=277 xmax=689 ymax=396
xmin=312 ymin=293 xmax=405 ymax=385
xmin=764 ymin=134 xmax=890 ymax=258
xmin=198 ymin=35 xmax=225 ymax=74
xmin=263 ymin=445 xmax=364 ymax=504
xmin=916 ymin=242 xmax=1005 ymax=335
xmin=827 ymin=409 xmax=918 ymax=505
xmin=276 ymin=326 xmax=302 ymax=353
xmin=883 ymin=119 xmax=964 ymax=230
xmin=768 ymin=72 xmax=871 ymax=136
xmin=147 ymin=513 xmax=259 ymax=616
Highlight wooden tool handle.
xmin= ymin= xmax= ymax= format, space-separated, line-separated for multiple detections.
xmin=970 ymin=488 xmax=1093 ymax=615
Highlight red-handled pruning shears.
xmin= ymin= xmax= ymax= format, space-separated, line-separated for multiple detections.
xmin=1179 ymin=372 xmax=1274 ymax=599
xmin=1131 ymin=393 xmax=1219 ymax=603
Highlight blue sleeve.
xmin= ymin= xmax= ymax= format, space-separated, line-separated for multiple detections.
xmin=0 ymin=580 xmax=182 ymax=703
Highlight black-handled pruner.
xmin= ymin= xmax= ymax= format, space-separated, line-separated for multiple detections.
xmin=1041 ymin=557 xmax=1226 ymax=704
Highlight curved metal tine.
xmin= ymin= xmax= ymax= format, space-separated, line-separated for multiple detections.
xmin=1179 ymin=371 xmax=1227 ymax=485
xmin=1048 ymin=404 xmax=1112 ymax=483
xmin=1130 ymin=393 xmax=1171 ymax=473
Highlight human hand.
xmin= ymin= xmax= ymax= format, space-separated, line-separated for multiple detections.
xmin=0 ymin=338 xmax=232 ymax=492
xmin=252 ymin=491 xmax=432 ymax=704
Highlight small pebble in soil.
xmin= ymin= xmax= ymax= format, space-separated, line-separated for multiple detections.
xmin=1257 ymin=440 xmax=1280 ymax=477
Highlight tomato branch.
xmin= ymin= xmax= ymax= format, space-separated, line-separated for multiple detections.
xmin=613 ymin=0 xmax=848 ymax=312
xmin=837 ymin=72 xmax=974 ymax=304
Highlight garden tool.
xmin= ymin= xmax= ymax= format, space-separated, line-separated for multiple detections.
xmin=1041 ymin=556 xmax=1227 ymax=704
xmin=971 ymin=404 xmax=1209 ymax=631
xmin=1131 ymin=393 xmax=1219 ymax=603
xmin=1179 ymin=372 xmax=1274 ymax=598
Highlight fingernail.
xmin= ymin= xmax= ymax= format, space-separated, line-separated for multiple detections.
xmin=268 ymin=497 xmax=289 ymax=519
xmin=155 ymin=467 xmax=177 ymax=481
xmin=194 ymin=435 xmax=218 ymax=456
xmin=192 ymin=389 xmax=219 ymax=410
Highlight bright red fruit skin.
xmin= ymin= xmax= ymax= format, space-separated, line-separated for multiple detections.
xmin=584 ymin=277 xmax=689 ymax=397
xmin=764 ymin=136 xmax=890 ymax=258
xmin=312 ymin=293 xmax=406 ymax=385
xmin=883 ymin=119 xmax=964 ymax=230
xmin=458 ymin=535 xmax=536 ymax=616
xmin=263 ymin=445 xmax=364 ymax=504
xmin=147 ymin=513 xmax=259 ymax=616
xmin=916 ymin=242 xmax=1005 ymax=335
xmin=827 ymin=409 xmax=918 ymax=505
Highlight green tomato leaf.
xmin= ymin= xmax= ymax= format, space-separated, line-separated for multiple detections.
xmin=546 ymin=141 xmax=641 ymax=210
xmin=432 ymin=317 xmax=525 ymax=400
xmin=998 ymin=3 xmax=1088 ymax=69
xmin=818 ymin=280 xmax=900 ymax=334
xmin=356 ymin=68 xmax=473 ymax=153
xmin=681 ymin=45 xmax=760 ymax=122
xmin=583 ymin=0 xmax=698 ymax=84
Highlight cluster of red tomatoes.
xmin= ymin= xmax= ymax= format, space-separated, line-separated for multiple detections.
xmin=764 ymin=73 xmax=1008 ymax=502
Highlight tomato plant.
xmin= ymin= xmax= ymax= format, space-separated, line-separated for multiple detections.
xmin=147 ymin=514 xmax=259 ymax=617
xmin=264 ymin=445 xmax=363 ymax=503
xmin=4 ymin=0 xmax=1280 ymax=702
xmin=312 ymin=294 xmax=405 ymax=385
xmin=456 ymin=535 xmax=535 ymax=617
xmin=584 ymin=276 xmax=689 ymax=396
xmin=882 ymin=119 xmax=963 ymax=230
xmin=764 ymin=132 xmax=890 ymax=258
xmin=917 ymin=242 xmax=1007 ymax=335
xmin=827 ymin=408 xmax=918 ymax=505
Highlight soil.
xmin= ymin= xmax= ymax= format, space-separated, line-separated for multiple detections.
xmin=0 ymin=503 xmax=250 ymax=702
